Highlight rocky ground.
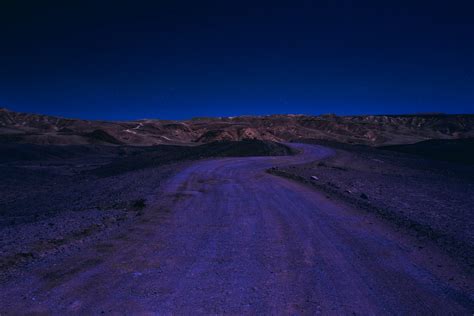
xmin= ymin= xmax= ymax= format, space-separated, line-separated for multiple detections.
xmin=0 ymin=159 xmax=183 ymax=279
xmin=0 ymin=140 xmax=292 ymax=279
xmin=269 ymin=140 xmax=474 ymax=269
xmin=0 ymin=143 xmax=472 ymax=314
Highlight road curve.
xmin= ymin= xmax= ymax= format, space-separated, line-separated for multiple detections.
xmin=0 ymin=144 xmax=472 ymax=314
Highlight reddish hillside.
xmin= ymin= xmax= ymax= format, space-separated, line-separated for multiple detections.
xmin=1 ymin=108 xmax=473 ymax=146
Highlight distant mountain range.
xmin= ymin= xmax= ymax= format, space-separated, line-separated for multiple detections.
xmin=1 ymin=108 xmax=473 ymax=146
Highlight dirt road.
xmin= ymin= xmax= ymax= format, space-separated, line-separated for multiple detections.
xmin=0 ymin=144 xmax=472 ymax=314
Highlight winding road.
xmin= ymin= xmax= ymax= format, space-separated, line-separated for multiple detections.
xmin=0 ymin=144 xmax=472 ymax=314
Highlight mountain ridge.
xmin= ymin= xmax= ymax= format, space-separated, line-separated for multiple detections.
xmin=1 ymin=108 xmax=473 ymax=146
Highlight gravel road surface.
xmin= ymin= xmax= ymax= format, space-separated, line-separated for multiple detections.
xmin=0 ymin=144 xmax=472 ymax=314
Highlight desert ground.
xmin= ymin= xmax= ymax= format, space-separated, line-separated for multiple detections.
xmin=0 ymin=110 xmax=473 ymax=314
xmin=0 ymin=139 xmax=473 ymax=314
xmin=2 ymin=0 xmax=473 ymax=312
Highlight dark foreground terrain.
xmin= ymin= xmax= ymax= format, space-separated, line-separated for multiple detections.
xmin=0 ymin=140 xmax=292 ymax=276
xmin=0 ymin=141 xmax=473 ymax=314
xmin=270 ymin=139 xmax=474 ymax=267
xmin=381 ymin=138 xmax=474 ymax=165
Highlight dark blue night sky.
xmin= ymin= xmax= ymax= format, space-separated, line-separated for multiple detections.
xmin=0 ymin=0 xmax=473 ymax=120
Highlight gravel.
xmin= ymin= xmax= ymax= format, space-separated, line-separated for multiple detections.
xmin=270 ymin=141 xmax=474 ymax=268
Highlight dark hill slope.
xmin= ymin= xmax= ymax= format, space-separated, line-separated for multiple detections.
xmin=380 ymin=138 xmax=474 ymax=165
xmin=91 ymin=140 xmax=295 ymax=177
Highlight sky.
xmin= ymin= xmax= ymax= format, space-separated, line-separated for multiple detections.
xmin=0 ymin=0 xmax=473 ymax=120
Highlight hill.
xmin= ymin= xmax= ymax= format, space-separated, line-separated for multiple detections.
xmin=1 ymin=108 xmax=473 ymax=146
